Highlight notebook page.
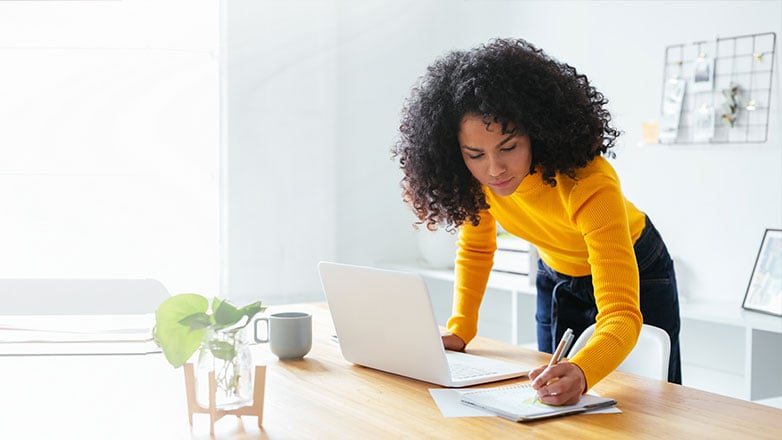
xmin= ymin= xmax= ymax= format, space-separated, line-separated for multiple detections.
xmin=459 ymin=384 xmax=616 ymax=421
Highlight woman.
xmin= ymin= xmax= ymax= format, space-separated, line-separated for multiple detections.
xmin=392 ymin=38 xmax=681 ymax=405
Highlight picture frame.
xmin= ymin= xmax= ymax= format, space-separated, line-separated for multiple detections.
xmin=692 ymin=104 xmax=715 ymax=142
xmin=659 ymin=77 xmax=687 ymax=143
xmin=691 ymin=54 xmax=715 ymax=93
xmin=742 ymin=228 xmax=782 ymax=317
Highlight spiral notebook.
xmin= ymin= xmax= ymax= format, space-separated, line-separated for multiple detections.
xmin=459 ymin=383 xmax=617 ymax=422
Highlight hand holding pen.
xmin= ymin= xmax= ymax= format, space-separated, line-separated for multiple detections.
xmin=531 ymin=328 xmax=576 ymax=405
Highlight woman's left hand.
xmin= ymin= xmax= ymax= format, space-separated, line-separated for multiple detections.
xmin=528 ymin=362 xmax=587 ymax=406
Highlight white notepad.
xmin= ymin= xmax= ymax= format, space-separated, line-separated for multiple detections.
xmin=459 ymin=383 xmax=617 ymax=422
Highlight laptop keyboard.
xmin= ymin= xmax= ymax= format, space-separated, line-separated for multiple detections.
xmin=450 ymin=361 xmax=498 ymax=380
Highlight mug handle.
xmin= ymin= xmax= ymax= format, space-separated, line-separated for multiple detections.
xmin=254 ymin=317 xmax=270 ymax=343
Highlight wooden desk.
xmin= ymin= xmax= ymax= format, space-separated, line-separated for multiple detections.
xmin=2 ymin=303 xmax=780 ymax=439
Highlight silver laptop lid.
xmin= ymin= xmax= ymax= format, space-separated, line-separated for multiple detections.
xmin=317 ymin=261 xmax=452 ymax=385
xmin=318 ymin=261 xmax=532 ymax=387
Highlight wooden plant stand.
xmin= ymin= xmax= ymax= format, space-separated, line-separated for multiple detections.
xmin=183 ymin=363 xmax=266 ymax=434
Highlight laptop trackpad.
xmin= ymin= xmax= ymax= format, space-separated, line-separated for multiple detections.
xmin=446 ymin=351 xmax=531 ymax=380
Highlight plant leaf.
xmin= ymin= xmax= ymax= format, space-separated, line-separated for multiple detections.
xmin=238 ymin=302 xmax=265 ymax=323
xmin=154 ymin=293 xmax=209 ymax=368
xmin=178 ymin=312 xmax=211 ymax=331
xmin=212 ymin=297 xmax=222 ymax=317
xmin=213 ymin=299 xmax=243 ymax=328
xmin=209 ymin=340 xmax=236 ymax=361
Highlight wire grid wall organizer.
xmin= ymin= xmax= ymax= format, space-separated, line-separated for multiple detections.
xmin=661 ymin=32 xmax=776 ymax=144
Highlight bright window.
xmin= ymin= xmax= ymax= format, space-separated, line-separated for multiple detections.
xmin=0 ymin=0 xmax=220 ymax=295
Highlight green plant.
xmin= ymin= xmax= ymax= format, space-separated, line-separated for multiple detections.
xmin=153 ymin=293 xmax=265 ymax=368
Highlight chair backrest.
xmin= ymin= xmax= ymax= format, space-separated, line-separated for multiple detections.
xmin=0 ymin=278 xmax=170 ymax=315
xmin=567 ymin=323 xmax=671 ymax=381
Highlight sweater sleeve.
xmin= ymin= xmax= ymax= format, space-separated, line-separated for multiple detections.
xmin=446 ymin=211 xmax=497 ymax=344
xmin=567 ymin=174 xmax=643 ymax=390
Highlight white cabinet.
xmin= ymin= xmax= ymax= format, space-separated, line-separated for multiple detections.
xmin=679 ymin=302 xmax=782 ymax=403
xmin=415 ymin=268 xmax=537 ymax=347
xmin=412 ymin=267 xmax=782 ymax=405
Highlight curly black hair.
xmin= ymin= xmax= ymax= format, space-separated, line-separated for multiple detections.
xmin=392 ymin=38 xmax=621 ymax=230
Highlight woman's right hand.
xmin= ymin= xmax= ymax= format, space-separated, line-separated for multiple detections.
xmin=441 ymin=333 xmax=466 ymax=352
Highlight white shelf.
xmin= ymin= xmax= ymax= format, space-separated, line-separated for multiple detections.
xmin=682 ymin=364 xmax=745 ymax=400
xmin=388 ymin=264 xmax=536 ymax=295
xmin=680 ymin=301 xmax=782 ymax=334
xmin=400 ymin=264 xmax=782 ymax=333
xmin=677 ymin=301 xmax=782 ymax=402
xmin=393 ymin=262 xmax=782 ymax=403
xmin=756 ymin=396 xmax=782 ymax=410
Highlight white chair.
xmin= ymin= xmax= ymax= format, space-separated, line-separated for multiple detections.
xmin=566 ymin=323 xmax=671 ymax=381
xmin=0 ymin=279 xmax=169 ymax=355
xmin=0 ymin=278 xmax=170 ymax=315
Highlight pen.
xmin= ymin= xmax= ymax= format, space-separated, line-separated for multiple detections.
xmin=557 ymin=329 xmax=574 ymax=363
xmin=532 ymin=328 xmax=573 ymax=404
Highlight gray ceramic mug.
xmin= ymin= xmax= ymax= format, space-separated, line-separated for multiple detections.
xmin=254 ymin=312 xmax=312 ymax=359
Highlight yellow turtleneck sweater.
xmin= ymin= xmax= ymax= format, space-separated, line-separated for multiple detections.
xmin=447 ymin=156 xmax=646 ymax=390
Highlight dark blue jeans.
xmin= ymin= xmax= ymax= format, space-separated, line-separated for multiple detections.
xmin=534 ymin=216 xmax=682 ymax=384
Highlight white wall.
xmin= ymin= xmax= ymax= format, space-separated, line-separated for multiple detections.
xmin=223 ymin=1 xmax=340 ymax=303
xmin=483 ymin=0 xmax=782 ymax=307
xmin=225 ymin=0 xmax=782 ymax=307
xmin=0 ymin=0 xmax=220 ymax=296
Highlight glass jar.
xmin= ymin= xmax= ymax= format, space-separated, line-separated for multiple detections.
xmin=196 ymin=326 xmax=253 ymax=410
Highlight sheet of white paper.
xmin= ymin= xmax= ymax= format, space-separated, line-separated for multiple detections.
xmin=429 ymin=389 xmax=495 ymax=417
xmin=429 ymin=388 xmax=621 ymax=418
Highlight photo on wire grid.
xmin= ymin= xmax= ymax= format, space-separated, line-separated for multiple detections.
xmin=691 ymin=56 xmax=714 ymax=93
xmin=693 ymin=105 xmax=715 ymax=142
xmin=659 ymin=77 xmax=686 ymax=143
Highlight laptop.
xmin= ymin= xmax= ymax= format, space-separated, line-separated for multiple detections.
xmin=317 ymin=261 xmax=533 ymax=387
